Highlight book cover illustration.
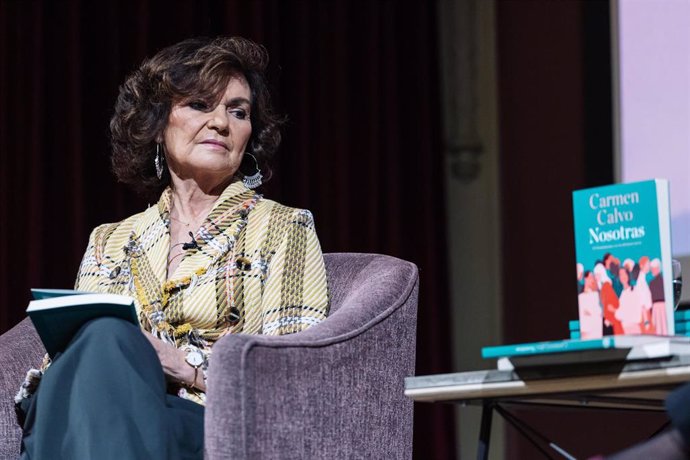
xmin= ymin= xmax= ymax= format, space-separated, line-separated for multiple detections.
xmin=573 ymin=179 xmax=674 ymax=338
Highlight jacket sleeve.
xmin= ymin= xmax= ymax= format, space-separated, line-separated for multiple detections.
xmin=260 ymin=209 xmax=329 ymax=335
xmin=74 ymin=224 xmax=115 ymax=292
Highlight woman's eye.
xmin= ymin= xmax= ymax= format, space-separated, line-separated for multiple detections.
xmin=230 ymin=109 xmax=248 ymax=120
xmin=188 ymin=101 xmax=208 ymax=111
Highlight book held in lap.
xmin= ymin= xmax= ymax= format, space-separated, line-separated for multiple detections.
xmin=27 ymin=289 xmax=137 ymax=357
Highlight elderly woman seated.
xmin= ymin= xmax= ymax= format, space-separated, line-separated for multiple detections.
xmin=15 ymin=36 xmax=329 ymax=460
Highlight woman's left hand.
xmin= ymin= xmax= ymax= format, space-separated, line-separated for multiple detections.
xmin=143 ymin=333 xmax=201 ymax=389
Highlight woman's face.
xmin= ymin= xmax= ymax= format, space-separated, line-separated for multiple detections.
xmin=162 ymin=75 xmax=252 ymax=185
xmin=619 ymin=268 xmax=629 ymax=287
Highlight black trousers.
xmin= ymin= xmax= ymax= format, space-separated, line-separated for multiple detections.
xmin=20 ymin=317 xmax=204 ymax=460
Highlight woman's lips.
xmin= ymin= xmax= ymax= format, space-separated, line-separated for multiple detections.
xmin=200 ymin=139 xmax=228 ymax=150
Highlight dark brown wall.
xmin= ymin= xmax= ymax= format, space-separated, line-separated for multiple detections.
xmin=498 ymin=0 xmax=586 ymax=346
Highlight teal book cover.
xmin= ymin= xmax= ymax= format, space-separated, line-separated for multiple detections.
xmin=675 ymin=310 xmax=690 ymax=321
xmin=27 ymin=291 xmax=137 ymax=357
xmin=573 ymin=179 xmax=674 ymax=337
xmin=482 ymin=338 xmax=611 ymax=359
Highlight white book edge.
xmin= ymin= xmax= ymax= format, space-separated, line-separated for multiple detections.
xmin=656 ymin=179 xmax=675 ymax=335
xmin=610 ymin=334 xmax=690 ymax=347
xmin=497 ymin=358 xmax=514 ymax=371
xmin=27 ymin=293 xmax=134 ymax=312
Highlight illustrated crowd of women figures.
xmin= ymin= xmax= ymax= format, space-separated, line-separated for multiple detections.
xmin=577 ymin=252 xmax=667 ymax=338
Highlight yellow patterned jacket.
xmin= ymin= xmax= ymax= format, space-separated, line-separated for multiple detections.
xmin=73 ymin=180 xmax=329 ymax=403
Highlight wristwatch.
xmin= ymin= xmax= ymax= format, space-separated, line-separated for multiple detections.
xmin=185 ymin=349 xmax=204 ymax=367
xmin=184 ymin=349 xmax=204 ymax=388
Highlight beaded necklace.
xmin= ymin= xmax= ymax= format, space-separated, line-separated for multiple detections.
xmin=128 ymin=193 xmax=261 ymax=345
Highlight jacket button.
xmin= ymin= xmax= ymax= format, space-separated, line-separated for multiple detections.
xmin=227 ymin=307 xmax=241 ymax=325
xmin=235 ymin=257 xmax=252 ymax=271
xmin=109 ymin=266 xmax=121 ymax=279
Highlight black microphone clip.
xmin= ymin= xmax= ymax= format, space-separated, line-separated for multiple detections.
xmin=182 ymin=231 xmax=200 ymax=250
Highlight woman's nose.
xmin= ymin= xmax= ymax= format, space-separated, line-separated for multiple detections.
xmin=207 ymin=105 xmax=229 ymax=133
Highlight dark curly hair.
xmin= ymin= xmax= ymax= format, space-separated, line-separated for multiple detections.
xmin=110 ymin=36 xmax=284 ymax=197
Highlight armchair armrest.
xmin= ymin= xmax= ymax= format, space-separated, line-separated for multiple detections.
xmin=0 ymin=318 xmax=45 ymax=458
xmin=205 ymin=254 xmax=418 ymax=460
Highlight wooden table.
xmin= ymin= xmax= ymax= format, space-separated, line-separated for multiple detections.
xmin=405 ymin=355 xmax=690 ymax=459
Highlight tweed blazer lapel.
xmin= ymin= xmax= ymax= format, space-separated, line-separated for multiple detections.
xmin=122 ymin=196 xmax=170 ymax=318
xmin=168 ymin=181 xmax=258 ymax=281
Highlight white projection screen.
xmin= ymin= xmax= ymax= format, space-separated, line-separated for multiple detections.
xmin=613 ymin=0 xmax=690 ymax=302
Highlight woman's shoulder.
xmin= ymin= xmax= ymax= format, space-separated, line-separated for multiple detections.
xmin=86 ymin=208 xmax=153 ymax=246
xmin=254 ymin=197 xmax=316 ymax=228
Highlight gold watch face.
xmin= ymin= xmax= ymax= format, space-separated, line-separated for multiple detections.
xmin=186 ymin=350 xmax=204 ymax=367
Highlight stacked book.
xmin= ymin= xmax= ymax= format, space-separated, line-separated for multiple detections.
xmin=485 ymin=311 xmax=690 ymax=374
xmin=482 ymin=334 xmax=690 ymax=374
xmin=675 ymin=310 xmax=690 ymax=336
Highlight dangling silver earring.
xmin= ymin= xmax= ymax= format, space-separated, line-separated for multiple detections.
xmin=242 ymin=152 xmax=263 ymax=189
xmin=155 ymin=143 xmax=164 ymax=179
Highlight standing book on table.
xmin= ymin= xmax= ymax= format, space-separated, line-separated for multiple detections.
xmin=27 ymin=289 xmax=138 ymax=357
xmin=573 ymin=179 xmax=674 ymax=337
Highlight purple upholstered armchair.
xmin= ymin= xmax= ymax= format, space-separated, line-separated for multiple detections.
xmin=0 ymin=253 xmax=419 ymax=459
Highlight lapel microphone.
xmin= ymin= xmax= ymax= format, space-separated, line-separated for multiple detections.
xmin=182 ymin=231 xmax=200 ymax=250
